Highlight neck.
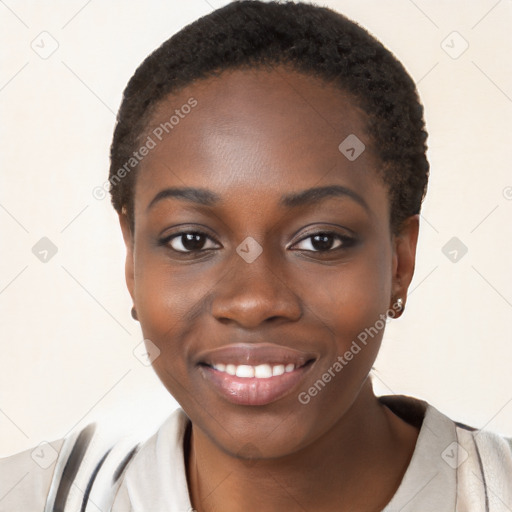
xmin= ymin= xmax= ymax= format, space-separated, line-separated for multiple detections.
xmin=186 ymin=381 xmax=419 ymax=512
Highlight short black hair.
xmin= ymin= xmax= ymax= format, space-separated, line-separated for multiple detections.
xmin=109 ymin=0 xmax=429 ymax=233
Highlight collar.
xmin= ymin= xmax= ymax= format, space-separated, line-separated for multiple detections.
xmin=115 ymin=395 xmax=458 ymax=511
xmin=381 ymin=395 xmax=458 ymax=511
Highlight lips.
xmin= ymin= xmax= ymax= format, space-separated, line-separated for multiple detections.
xmin=196 ymin=343 xmax=317 ymax=406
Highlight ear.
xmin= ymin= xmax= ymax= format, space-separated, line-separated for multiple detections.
xmin=119 ymin=211 xmax=135 ymax=304
xmin=390 ymin=214 xmax=419 ymax=316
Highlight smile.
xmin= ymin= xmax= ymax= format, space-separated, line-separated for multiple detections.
xmin=210 ymin=363 xmax=298 ymax=378
xmin=195 ymin=343 xmax=317 ymax=406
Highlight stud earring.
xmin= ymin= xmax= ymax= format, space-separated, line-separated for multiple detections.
xmin=131 ymin=306 xmax=138 ymax=320
xmin=387 ymin=297 xmax=405 ymax=319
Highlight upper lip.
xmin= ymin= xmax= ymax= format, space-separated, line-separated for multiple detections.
xmin=195 ymin=343 xmax=318 ymax=367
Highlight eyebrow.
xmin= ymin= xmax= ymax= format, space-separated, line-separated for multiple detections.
xmin=146 ymin=185 xmax=369 ymax=212
xmin=147 ymin=187 xmax=220 ymax=211
xmin=280 ymin=185 xmax=369 ymax=211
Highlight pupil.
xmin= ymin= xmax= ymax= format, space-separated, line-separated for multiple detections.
xmin=312 ymin=234 xmax=333 ymax=251
xmin=183 ymin=233 xmax=205 ymax=251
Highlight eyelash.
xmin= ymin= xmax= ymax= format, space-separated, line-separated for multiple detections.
xmin=158 ymin=229 xmax=356 ymax=255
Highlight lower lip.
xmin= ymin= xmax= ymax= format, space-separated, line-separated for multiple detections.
xmin=199 ymin=363 xmax=313 ymax=406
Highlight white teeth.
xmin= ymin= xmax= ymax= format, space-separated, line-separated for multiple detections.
xmin=236 ymin=365 xmax=254 ymax=378
xmin=272 ymin=364 xmax=285 ymax=376
xmin=254 ymin=364 xmax=272 ymax=378
xmin=211 ymin=362 xmax=297 ymax=378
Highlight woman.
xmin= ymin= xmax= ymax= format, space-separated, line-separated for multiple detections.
xmin=1 ymin=1 xmax=511 ymax=511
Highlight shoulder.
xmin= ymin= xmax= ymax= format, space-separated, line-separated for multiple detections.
xmin=455 ymin=422 xmax=512 ymax=508
xmin=111 ymin=408 xmax=192 ymax=511
xmin=454 ymin=417 xmax=512 ymax=465
xmin=378 ymin=394 xmax=512 ymax=509
xmin=420 ymin=400 xmax=512 ymax=509
xmin=0 ymin=438 xmax=64 ymax=512
xmin=0 ymin=423 xmax=140 ymax=512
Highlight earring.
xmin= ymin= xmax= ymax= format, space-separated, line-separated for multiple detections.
xmin=393 ymin=297 xmax=405 ymax=318
xmin=388 ymin=297 xmax=404 ymax=318
xmin=131 ymin=306 xmax=138 ymax=320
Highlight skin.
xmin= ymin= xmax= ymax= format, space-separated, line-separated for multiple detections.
xmin=119 ymin=65 xmax=421 ymax=511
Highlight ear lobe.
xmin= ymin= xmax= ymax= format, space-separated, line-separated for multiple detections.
xmin=119 ymin=212 xmax=135 ymax=303
xmin=391 ymin=214 xmax=420 ymax=310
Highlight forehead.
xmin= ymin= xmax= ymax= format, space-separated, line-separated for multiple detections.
xmin=135 ymin=65 xmax=385 ymax=216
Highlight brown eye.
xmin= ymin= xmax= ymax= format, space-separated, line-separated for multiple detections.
xmin=291 ymin=232 xmax=355 ymax=252
xmin=164 ymin=231 xmax=219 ymax=253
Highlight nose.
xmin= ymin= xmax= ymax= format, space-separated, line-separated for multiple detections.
xmin=211 ymin=249 xmax=302 ymax=329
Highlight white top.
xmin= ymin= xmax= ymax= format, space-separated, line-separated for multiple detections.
xmin=1 ymin=395 xmax=511 ymax=511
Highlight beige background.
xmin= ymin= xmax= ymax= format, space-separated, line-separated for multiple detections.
xmin=1 ymin=0 xmax=511 ymax=457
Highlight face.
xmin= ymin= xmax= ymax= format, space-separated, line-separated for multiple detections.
xmin=120 ymin=66 xmax=418 ymax=458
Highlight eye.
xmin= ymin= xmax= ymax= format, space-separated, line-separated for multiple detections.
xmin=161 ymin=231 xmax=220 ymax=253
xmin=291 ymin=231 xmax=355 ymax=252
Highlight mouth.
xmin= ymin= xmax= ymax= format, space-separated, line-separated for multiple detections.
xmin=206 ymin=362 xmax=303 ymax=378
xmin=196 ymin=343 xmax=317 ymax=406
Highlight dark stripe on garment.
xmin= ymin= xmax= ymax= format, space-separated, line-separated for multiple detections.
xmin=112 ymin=445 xmax=139 ymax=484
xmin=80 ymin=448 xmax=112 ymax=512
xmin=455 ymin=421 xmax=477 ymax=431
xmin=53 ymin=424 xmax=96 ymax=512
xmin=473 ymin=436 xmax=490 ymax=511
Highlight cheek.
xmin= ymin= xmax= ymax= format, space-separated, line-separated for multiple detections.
xmin=132 ymin=248 xmax=230 ymax=402
xmin=288 ymin=244 xmax=392 ymax=425
xmin=304 ymin=239 xmax=393 ymax=347
xmin=301 ymin=240 xmax=392 ymax=391
xmin=133 ymin=240 xmax=215 ymax=322
xmin=132 ymin=254 xmax=196 ymax=357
